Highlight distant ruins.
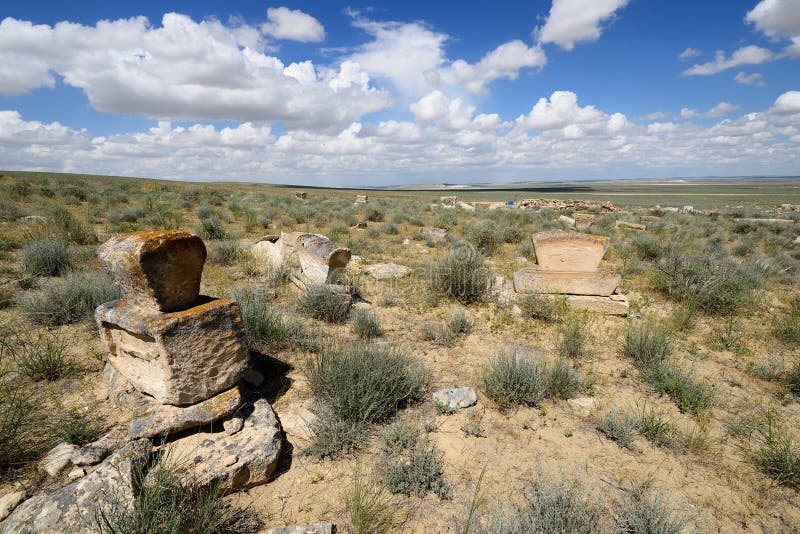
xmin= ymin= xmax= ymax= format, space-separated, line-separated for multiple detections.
xmin=251 ymin=231 xmax=352 ymax=288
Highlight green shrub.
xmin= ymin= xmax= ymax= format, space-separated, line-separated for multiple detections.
xmin=22 ymin=239 xmax=70 ymax=276
xmin=483 ymin=348 xmax=549 ymax=409
xmin=298 ymin=284 xmax=352 ymax=323
xmin=631 ymin=234 xmax=666 ymax=261
xmin=637 ymin=404 xmax=674 ymax=448
xmin=622 ymin=320 xmax=672 ymax=370
xmin=364 ymin=207 xmax=384 ymax=222
xmin=48 ymin=205 xmax=95 ymax=244
xmin=97 ymin=460 xmax=254 ymax=533
xmin=351 ymin=307 xmax=383 ymax=339
xmin=786 ymin=361 xmax=800 ymax=396
xmin=380 ymin=421 xmax=418 ymax=455
xmin=557 ymin=314 xmax=588 ymax=359
xmin=480 ymin=471 xmax=604 ymax=533
xmin=18 ymin=270 xmax=120 ymax=326
xmin=612 ymin=482 xmax=693 ymax=534
xmin=3 ymin=328 xmax=70 ymax=381
xmin=57 ymin=408 xmax=103 ymax=447
xmin=384 ymin=446 xmax=451 ymax=500
xmin=466 ymin=219 xmax=500 ymax=254
xmin=208 ymin=240 xmax=241 ymax=266
xmin=447 ymin=308 xmax=473 ymax=334
xmin=518 ymin=293 xmax=566 ymax=323
xmin=197 ymin=217 xmax=228 ymax=240
xmin=428 ymin=246 xmax=490 ymax=303
xmin=645 ymin=365 xmax=714 ymax=416
xmin=596 ymin=410 xmax=638 ymax=449
xmin=304 ymin=343 xmax=426 ymax=456
xmin=0 ymin=380 xmax=52 ymax=472
xmin=232 ymin=287 xmax=315 ymax=351
xmin=772 ymin=297 xmax=800 ymax=345
xmin=547 ymin=359 xmax=582 ymax=400
xmin=751 ymin=411 xmax=800 ymax=487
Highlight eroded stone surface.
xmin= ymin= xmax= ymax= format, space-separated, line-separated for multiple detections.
xmin=98 ymin=230 xmax=206 ymax=312
xmin=264 ymin=523 xmax=334 ymax=534
xmin=40 ymin=443 xmax=76 ymax=478
xmin=567 ymin=397 xmax=597 ymax=416
xmin=0 ymin=491 xmax=26 ymax=522
xmin=433 ymin=387 xmax=477 ymax=410
xmin=366 ymin=263 xmax=412 ymax=280
xmin=574 ymin=213 xmax=595 ymax=231
xmin=532 ymin=231 xmax=610 ymax=272
xmin=97 ymin=298 xmax=248 ymax=405
xmin=558 ymin=215 xmax=576 ymax=230
xmin=161 ymin=399 xmax=281 ymax=494
xmin=3 ymin=440 xmax=151 ymax=534
xmin=513 ymin=267 xmax=621 ymax=296
xmin=250 ymin=239 xmax=284 ymax=267
xmin=128 ymin=385 xmax=243 ymax=439
xmin=565 ymin=294 xmax=629 ymax=315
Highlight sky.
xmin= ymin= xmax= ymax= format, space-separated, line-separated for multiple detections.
xmin=0 ymin=0 xmax=799 ymax=186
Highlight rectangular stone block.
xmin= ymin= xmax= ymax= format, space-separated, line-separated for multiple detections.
xmin=565 ymin=294 xmax=629 ymax=316
xmin=532 ymin=231 xmax=610 ymax=272
xmin=513 ymin=267 xmax=621 ymax=296
xmin=96 ymin=297 xmax=249 ymax=405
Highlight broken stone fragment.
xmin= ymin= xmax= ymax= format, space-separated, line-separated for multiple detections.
xmin=40 ymin=443 xmax=77 ymax=478
xmin=3 ymin=439 xmax=151 ymax=534
xmin=96 ymin=297 xmax=248 ymax=405
xmin=250 ymin=239 xmax=284 ymax=267
xmin=558 ymin=215 xmax=576 ymax=230
xmin=264 ymin=523 xmax=335 ymax=534
xmin=574 ymin=213 xmax=595 ymax=231
xmin=433 ymin=387 xmax=477 ymax=410
xmin=531 ymin=231 xmax=610 ymax=272
xmin=564 ymin=294 xmax=629 ymax=315
xmin=127 ymin=385 xmax=243 ymax=439
xmin=0 ymin=491 xmax=26 ymax=522
xmin=66 ymin=468 xmax=85 ymax=481
xmin=616 ymin=221 xmax=646 ymax=231
xmin=513 ymin=266 xmax=621 ymax=296
xmin=223 ymin=416 xmax=244 ymax=435
xmin=159 ymin=398 xmax=281 ymax=494
xmin=98 ymin=230 xmax=206 ymax=313
xmin=365 ymin=262 xmax=412 ymax=280
xmin=567 ymin=396 xmax=597 ymax=416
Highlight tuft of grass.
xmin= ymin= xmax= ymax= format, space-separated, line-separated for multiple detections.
xmin=233 ymin=287 xmax=316 ymax=352
xmin=518 ymin=293 xmax=566 ymax=323
xmin=557 ymin=313 xmax=589 ymax=359
xmin=3 ymin=327 xmax=70 ymax=381
xmin=596 ymin=409 xmax=638 ymax=449
xmin=97 ymin=460 xmax=255 ymax=533
xmin=304 ymin=343 xmax=426 ymax=457
xmin=427 ymin=246 xmax=490 ymax=304
xmin=18 ymin=270 xmax=120 ymax=326
xmin=48 ymin=205 xmax=95 ymax=244
xmin=208 ymin=240 xmax=241 ymax=266
xmin=57 ymin=408 xmax=104 ymax=447
xmin=480 ymin=471 xmax=604 ymax=533
xmin=483 ymin=348 xmax=580 ymax=409
xmin=351 ymin=307 xmax=383 ymax=339
xmin=447 ymin=308 xmax=473 ymax=335
xmin=22 ymin=239 xmax=70 ymax=276
xmin=622 ymin=320 xmax=672 ymax=370
xmin=0 ymin=381 xmax=53 ymax=472
xmin=772 ymin=297 xmax=800 ymax=345
xmin=751 ymin=411 xmax=800 ymax=487
xmin=645 ymin=365 xmax=714 ymax=416
xmin=345 ymin=461 xmax=400 ymax=534
xmin=637 ymin=403 xmax=674 ymax=448
xmin=612 ymin=482 xmax=693 ymax=534
xmin=297 ymin=284 xmax=352 ymax=324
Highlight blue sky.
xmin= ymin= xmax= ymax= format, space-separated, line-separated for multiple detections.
xmin=0 ymin=0 xmax=798 ymax=185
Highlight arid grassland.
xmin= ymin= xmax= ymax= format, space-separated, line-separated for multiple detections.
xmin=0 ymin=171 xmax=799 ymax=533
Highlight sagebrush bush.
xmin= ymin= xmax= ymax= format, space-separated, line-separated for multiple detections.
xmin=645 ymin=365 xmax=714 ymax=416
xmin=612 ymin=482 xmax=693 ymax=534
xmin=518 ymin=293 xmax=566 ymax=323
xmin=447 ymin=308 xmax=473 ymax=334
xmin=558 ymin=314 xmax=588 ymax=359
xmin=197 ymin=217 xmax=228 ymax=240
xmin=351 ymin=307 xmax=383 ymax=339
xmin=298 ymin=284 xmax=352 ymax=323
xmin=18 ymin=270 xmax=120 ymax=325
xmin=466 ymin=219 xmax=500 ymax=254
xmin=484 ymin=348 xmax=579 ymax=409
xmin=547 ymin=358 xmax=582 ymax=399
xmin=48 ymin=205 xmax=95 ymax=244
xmin=304 ymin=343 xmax=426 ymax=456
xmin=772 ymin=297 xmax=800 ymax=345
xmin=208 ymin=240 xmax=241 ymax=265
xmin=384 ymin=446 xmax=452 ymax=499
xmin=22 ymin=239 xmax=70 ymax=276
xmin=751 ymin=411 xmax=800 ymax=487
xmin=622 ymin=320 xmax=672 ymax=370
xmin=596 ymin=410 xmax=638 ymax=449
xmin=428 ymin=246 xmax=490 ymax=303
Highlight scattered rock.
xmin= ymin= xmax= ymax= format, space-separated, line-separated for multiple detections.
xmin=350 ymin=222 xmax=367 ymax=229
xmin=40 ymin=443 xmax=77 ymax=478
xmin=517 ymin=199 xmax=618 ymax=212
xmin=278 ymin=401 xmax=317 ymax=442
xmin=223 ymin=416 xmax=244 ymax=435
xmin=365 ymin=262 xmax=412 ymax=280
xmin=3 ymin=440 xmax=151 ymax=534
xmin=17 ymin=215 xmax=47 ymax=223
xmin=127 ymin=385 xmax=243 ymax=439
xmin=567 ymin=397 xmax=597 ymax=416
xmin=433 ymin=387 xmax=477 ymax=410
xmin=574 ymin=213 xmax=595 ymax=231
xmin=96 ymin=297 xmax=249 ymax=405
xmin=403 ymin=238 xmax=411 ymax=245
xmin=263 ymin=523 xmax=334 ymax=534
xmin=97 ymin=230 xmax=206 ymax=313
xmin=354 ymin=195 xmax=368 ymax=204
xmin=161 ymin=399 xmax=282 ymax=494
xmin=70 ymin=428 xmax=125 ymax=467
xmin=615 ymin=221 xmax=646 ymax=231
xmin=0 ymin=491 xmax=26 ymax=522
xmin=559 ymin=215 xmax=576 ymax=230
xmin=457 ymin=201 xmax=475 ymax=211
xmin=67 ymin=468 xmax=85 ymax=481
xmin=423 ymin=227 xmax=448 ymax=244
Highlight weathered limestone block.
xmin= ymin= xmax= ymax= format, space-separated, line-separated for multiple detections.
xmin=250 ymin=239 xmax=284 ymax=267
xmin=98 ymin=230 xmax=206 ymax=313
xmin=531 ymin=231 xmax=610 ymax=272
xmin=160 ymin=399 xmax=281 ymax=494
xmin=295 ymin=234 xmax=351 ymax=285
xmin=264 ymin=523 xmax=334 ymax=534
xmin=433 ymin=387 xmax=477 ymax=410
xmin=616 ymin=221 xmax=646 ymax=231
xmin=96 ymin=297 xmax=248 ymax=405
xmin=40 ymin=443 xmax=77 ymax=477
xmin=458 ymin=201 xmax=476 ymax=211
xmin=513 ymin=267 xmax=621 ymax=296
xmin=565 ymin=294 xmax=629 ymax=315
xmin=355 ymin=194 xmax=368 ymax=203
xmin=365 ymin=262 xmax=411 ymax=280
xmin=3 ymin=440 xmax=151 ymax=534
xmin=440 ymin=196 xmax=457 ymax=208
xmin=128 ymin=385 xmax=243 ymax=439
xmin=558 ymin=215 xmax=576 ymax=230
xmin=574 ymin=213 xmax=595 ymax=231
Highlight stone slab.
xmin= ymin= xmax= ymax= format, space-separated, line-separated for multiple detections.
xmin=98 ymin=230 xmax=206 ymax=313
xmin=531 ymin=231 xmax=610 ymax=272
xmin=365 ymin=263 xmax=412 ymax=280
xmin=40 ymin=443 xmax=77 ymax=478
xmin=3 ymin=440 xmax=151 ymax=534
xmin=433 ymin=387 xmax=477 ymax=410
xmin=513 ymin=267 xmax=621 ymax=296
xmin=96 ymin=297 xmax=248 ymax=405
xmin=161 ymin=399 xmax=282 ymax=494
xmin=564 ymin=294 xmax=629 ymax=316
xmin=264 ymin=523 xmax=334 ymax=534
xmin=128 ymin=385 xmax=243 ymax=439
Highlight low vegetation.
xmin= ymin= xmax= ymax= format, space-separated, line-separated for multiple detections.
xmin=427 ymin=246 xmax=489 ymax=303
xmin=18 ymin=270 xmax=120 ymax=326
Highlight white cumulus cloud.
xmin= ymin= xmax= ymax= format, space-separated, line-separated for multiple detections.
xmin=683 ymin=45 xmax=774 ymax=75
xmin=441 ymin=40 xmax=546 ymax=95
xmin=679 ymin=48 xmax=702 ymax=60
xmin=735 ymin=71 xmax=766 ymax=86
xmin=260 ymin=7 xmax=325 ymax=42
xmin=536 ymin=0 xmax=631 ymax=50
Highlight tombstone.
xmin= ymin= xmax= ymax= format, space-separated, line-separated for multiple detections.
xmin=355 ymin=195 xmax=368 ymax=204
xmin=458 ymin=201 xmax=476 ymax=211
xmin=295 ymin=191 xmax=307 ymax=199
xmin=512 ymin=230 xmax=628 ymax=315
xmin=95 ymin=230 xmax=248 ymax=405
xmin=573 ymin=213 xmax=595 ymax=231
